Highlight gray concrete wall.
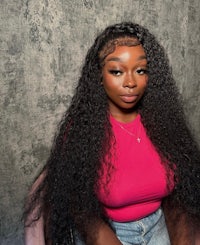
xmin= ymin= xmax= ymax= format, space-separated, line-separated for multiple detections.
xmin=0 ymin=0 xmax=199 ymax=244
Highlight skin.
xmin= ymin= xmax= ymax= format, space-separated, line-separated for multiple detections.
xmin=102 ymin=44 xmax=148 ymax=123
xmin=25 ymin=175 xmax=122 ymax=245
xmin=89 ymin=45 xmax=200 ymax=245
xmin=24 ymin=30 xmax=200 ymax=244
xmin=24 ymin=172 xmax=46 ymax=245
xmin=25 ymin=45 xmax=148 ymax=245
xmin=86 ymin=44 xmax=149 ymax=245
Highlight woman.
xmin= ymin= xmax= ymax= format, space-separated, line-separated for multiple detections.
xmin=24 ymin=22 xmax=200 ymax=245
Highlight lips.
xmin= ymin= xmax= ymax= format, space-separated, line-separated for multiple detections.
xmin=120 ymin=94 xmax=138 ymax=103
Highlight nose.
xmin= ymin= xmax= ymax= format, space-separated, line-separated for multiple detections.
xmin=123 ymin=74 xmax=137 ymax=88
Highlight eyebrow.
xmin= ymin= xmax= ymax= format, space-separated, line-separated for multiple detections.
xmin=106 ymin=55 xmax=147 ymax=62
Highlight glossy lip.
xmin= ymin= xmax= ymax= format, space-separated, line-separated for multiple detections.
xmin=120 ymin=94 xmax=138 ymax=103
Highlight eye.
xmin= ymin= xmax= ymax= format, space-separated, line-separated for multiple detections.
xmin=109 ymin=70 xmax=123 ymax=76
xmin=136 ymin=68 xmax=148 ymax=75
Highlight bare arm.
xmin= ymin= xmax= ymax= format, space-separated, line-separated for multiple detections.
xmin=24 ymin=171 xmax=122 ymax=245
xmin=24 ymin=171 xmax=46 ymax=245
xmin=24 ymin=216 xmax=45 ymax=245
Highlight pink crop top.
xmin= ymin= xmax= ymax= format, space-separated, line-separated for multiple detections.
xmin=98 ymin=114 xmax=173 ymax=222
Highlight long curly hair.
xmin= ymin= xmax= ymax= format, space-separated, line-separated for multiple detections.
xmin=24 ymin=22 xmax=200 ymax=244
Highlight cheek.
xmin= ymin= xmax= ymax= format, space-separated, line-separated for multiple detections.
xmin=103 ymin=82 xmax=115 ymax=95
xmin=138 ymin=79 xmax=148 ymax=96
xmin=102 ymin=75 xmax=118 ymax=91
xmin=141 ymin=77 xmax=148 ymax=89
xmin=143 ymin=83 xmax=148 ymax=93
xmin=144 ymin=80 xmax=148 ymax=89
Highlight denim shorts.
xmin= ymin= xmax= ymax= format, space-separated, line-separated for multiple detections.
xmin=110 ymin=208 xmax=171 ymax=245
xmin=75 ymin=208 xmax=170 ymax=245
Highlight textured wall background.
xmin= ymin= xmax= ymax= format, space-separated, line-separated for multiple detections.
xmin=0 ymin=0 xmax=199 ymax=244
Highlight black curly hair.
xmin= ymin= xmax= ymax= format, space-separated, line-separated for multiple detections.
xmin=24 ymin=22 xmax=200 ymax=244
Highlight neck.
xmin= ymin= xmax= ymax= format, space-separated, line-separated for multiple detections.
xmin=110 ymin=111 xmax=138 ymax=123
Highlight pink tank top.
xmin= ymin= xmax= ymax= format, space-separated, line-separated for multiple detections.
xmin=98 ymin=114 xmax=173 ymax=222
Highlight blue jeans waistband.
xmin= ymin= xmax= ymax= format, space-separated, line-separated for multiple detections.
xmin=109 ymin=208 xmax=170 ymax=245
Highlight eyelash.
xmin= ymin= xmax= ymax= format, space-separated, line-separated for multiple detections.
xmin=109 ymin=70 xmax=123 ymax=76
xmin=136 ymin=68 xmax=148 ymax=75
xmin=109 ymin=68 xmax=148 ymax=76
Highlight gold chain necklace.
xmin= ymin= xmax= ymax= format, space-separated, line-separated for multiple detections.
xmin=116 ymin=123 xmax=141 ymax=143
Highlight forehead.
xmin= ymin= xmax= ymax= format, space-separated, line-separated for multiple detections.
xmin=105 ymin=45 xmax=146 ymax=60
xmin=99 ymin=36 xmax=140 ymax=61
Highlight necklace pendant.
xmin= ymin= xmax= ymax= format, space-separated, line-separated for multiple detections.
xmin=117 ymin=122 xmax=141 ymax=143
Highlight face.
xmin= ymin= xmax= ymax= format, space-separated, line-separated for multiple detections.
xmin=102 ymin=44 xmax=148 ymax=118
